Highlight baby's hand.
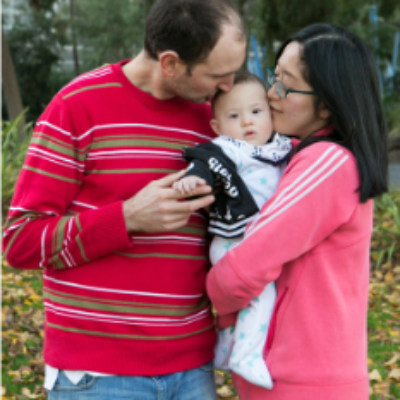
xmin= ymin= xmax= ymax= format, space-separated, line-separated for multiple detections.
xmin=173 ymin=176 xmax=207 ymax=194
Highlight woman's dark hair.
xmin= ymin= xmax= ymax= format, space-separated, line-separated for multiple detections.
xmin=211 ymin=72 xmax=267 ymax=111
xmin=275 ymin=23 xmax=388 ymax=202
xmin=145 ymin=0 xmax=246 ymax=72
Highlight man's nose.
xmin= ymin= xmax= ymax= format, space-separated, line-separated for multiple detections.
xmin=217 ymin=74 xmax=235 ymax=92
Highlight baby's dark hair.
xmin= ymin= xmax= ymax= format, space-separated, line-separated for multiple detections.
xmin=211 ymin=72 xmax=267 ymax=112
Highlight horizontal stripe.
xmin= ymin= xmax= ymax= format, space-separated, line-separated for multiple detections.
xmin=79 ymin=123 xmax=212 ymax=142
xmin=36 ymin=121 xmax=72 ymax=138
xmin=63 ymin=83 xmax=123 ymax=99
xmin=93 ymin=134 xmax=195 ymax=146
xmin=47 ymin=322 xmax=214 ymax=340
xmin=9 ymin=206 xmax=57 ymax=215
xmin=86 ymin=169 xmax=178 ymax=174
xmin=27 ymin=151 xmax=85 ymax=172
xmin=44 ymin=287 xmax=206 ymax=309
xmin=91 ymin=139 xmax=186 ymax=151
xmin=208 ymin=227 xmax=245 ymax=238
xmin=44 ymin=275 xmax=203 ymax=298
xmin=28 ymin=148 xmax=84 ymax=169
xmin=115 ymin=252 xmax=206 ymax=260
xmin=71 ymin=200 xmax=98 ymax=209
xmin=22 ymin=166 xmax=81 ymax=184
xmin=33 ymin=132 xmax=91 ymax=153
xmin=133 ymin=235 xmax=204 ymax=243
xmin=209 ymin=214 xmax=254 ymax=230
xmin=45 ymin=302 xmax=210 ymax=324
xmin=30 ymin=137 xmax=87 ymax=161
xmin=44 ymin=289 xmax=209 ymax=316
xmin=87 ymin=149 xmax=182 ymax=157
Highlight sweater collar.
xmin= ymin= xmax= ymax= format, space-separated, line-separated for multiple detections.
xmin=113 ymin=60 xmax=189 ymax=112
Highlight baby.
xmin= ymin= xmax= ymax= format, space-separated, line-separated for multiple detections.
xmin=174 ymin=72 xmax=292 ymax=389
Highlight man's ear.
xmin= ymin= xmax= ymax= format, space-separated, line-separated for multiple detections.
xmin=210 ymin=119 xmax=221 ymax=135
xmin=159 ymin=51 xmax=184 ymax=78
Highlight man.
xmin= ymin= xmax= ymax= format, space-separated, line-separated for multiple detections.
xmin=3 ymin=0 xmax=247 ymax=399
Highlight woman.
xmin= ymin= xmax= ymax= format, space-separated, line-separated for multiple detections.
xmin=206 ymin=23 xmax=387 ymax=400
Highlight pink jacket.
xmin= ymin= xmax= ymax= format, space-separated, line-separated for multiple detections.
xmin=207 ymin=140 xmax=371 ymax=400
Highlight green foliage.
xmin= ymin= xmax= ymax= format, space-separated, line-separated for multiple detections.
xmin=2 ymin=0 xmax=71 ymax=122
xmin=72 ymin=0 xmax=156 ymax=71
xmin=371 ymin=192 xmax=400 ymax=269
xmin=2 ymin=112 xmax=32 ymax=215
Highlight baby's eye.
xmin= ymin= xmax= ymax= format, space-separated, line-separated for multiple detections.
xmin=229 ymin=114 xmax=238 ymax=119
xmin=252 ymin=109 xmax=262 ymax=114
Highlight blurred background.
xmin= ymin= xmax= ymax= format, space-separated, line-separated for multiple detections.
xmin=1 ymin=2 xmax=400 ymax=400
xmin=2 ymin=0 xmax=400 ymax=190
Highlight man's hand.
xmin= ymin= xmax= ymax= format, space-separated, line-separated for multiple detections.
xmin=123 ymin=170 xmax=214 ymax=233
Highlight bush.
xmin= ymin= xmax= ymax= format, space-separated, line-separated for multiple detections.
xmin=2 ymin=113 xmax=32 ymax=216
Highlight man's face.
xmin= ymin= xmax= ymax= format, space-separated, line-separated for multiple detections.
xmin=167 ymin=25 xmax=246 ymax=104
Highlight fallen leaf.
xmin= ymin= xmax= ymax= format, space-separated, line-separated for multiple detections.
xmin=388 ymin=369 xmax=400 ymax=381
xmin=372 ymin=381 xmax=390 ymax=395
xmin=21 ymin=387 xmax=41 ymax=399
xmin=384 ymin=353 xmax=400 ymax=366
xmin=217 ymin=385 xmax=234 ymax=398
xmin=369 ymin=369 xmax=382 ymax=381
xmin=214 ymin=370 xmax=226 ymax=386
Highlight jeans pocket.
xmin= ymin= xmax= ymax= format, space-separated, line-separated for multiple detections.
xmin=199 ymin=361 xmax=214 ymax=373
xmin=52 ymin=372 xmax=97 ymax=392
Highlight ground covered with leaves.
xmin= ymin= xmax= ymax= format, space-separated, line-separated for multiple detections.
xmin=2 ymin=192 xmax=400 ymax=399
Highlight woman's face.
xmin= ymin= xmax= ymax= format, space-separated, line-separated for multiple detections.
xmin=268 ymin=41 xmax=329 ymax=140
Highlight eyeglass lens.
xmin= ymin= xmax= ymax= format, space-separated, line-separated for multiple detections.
xmin=267 ymin=70 xmax=286 ymax=99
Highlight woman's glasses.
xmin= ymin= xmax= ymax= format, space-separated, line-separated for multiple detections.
xmin=266 ymin=68 xmax=316 ymax=99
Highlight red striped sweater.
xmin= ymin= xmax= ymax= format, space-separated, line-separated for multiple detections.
xmin=4 ymin=60 xmax=217 ymax=375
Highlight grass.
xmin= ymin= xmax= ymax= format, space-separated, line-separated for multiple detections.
xmin=2 ymin=190 xmax=400 ymax=399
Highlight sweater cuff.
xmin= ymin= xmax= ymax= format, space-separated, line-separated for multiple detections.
xmin=84 ymin=201 xmax=133 ymax=258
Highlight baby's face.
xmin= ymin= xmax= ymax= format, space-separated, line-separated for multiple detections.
xmin=212 ymin=81 xmax=273 ymax=146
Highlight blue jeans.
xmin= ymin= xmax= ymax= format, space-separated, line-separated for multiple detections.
xmin=47 ymin=362 xmax=217 ymax=400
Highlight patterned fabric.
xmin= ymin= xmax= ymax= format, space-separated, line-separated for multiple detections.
xmin=215 ymin=283 xmax=276 ymax=389
xmin=3 ymin=60 xmax=217 ymax=376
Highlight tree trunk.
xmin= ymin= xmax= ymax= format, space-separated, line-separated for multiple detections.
xmin=2 ymin=28 xmax=25 ymax=128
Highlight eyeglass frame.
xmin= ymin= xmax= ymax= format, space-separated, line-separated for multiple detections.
xmin=266 ymin=67 xmax=316 ymax=99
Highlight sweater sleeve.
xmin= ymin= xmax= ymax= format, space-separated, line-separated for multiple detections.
xmin=3 ymin=95 xmax=133 ymax=270
xmin=207 ymin=142 xmax=360 ymax=316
